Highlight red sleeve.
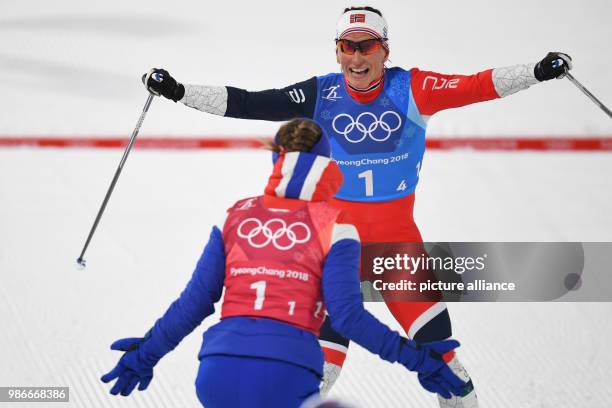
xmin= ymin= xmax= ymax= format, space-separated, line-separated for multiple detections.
xmin=410 ymin=67 xmax=500 ymax=116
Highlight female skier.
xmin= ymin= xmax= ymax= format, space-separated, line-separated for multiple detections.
xmin=141 ymin=6 xmax=572 ymax=406
xmin=101 ymin=119 xmax=466 ymax=407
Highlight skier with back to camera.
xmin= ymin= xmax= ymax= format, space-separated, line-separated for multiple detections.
xmin=101 ymin=119 xmax=468 ymax=407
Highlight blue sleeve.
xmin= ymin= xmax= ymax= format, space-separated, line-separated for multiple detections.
xmin=322 ymin=239 xmax=402 ymax=363
xmin=139 ymin=226 xmax=226 ymax=362
xmin=225 ymin=77 xmax=317 ymax=121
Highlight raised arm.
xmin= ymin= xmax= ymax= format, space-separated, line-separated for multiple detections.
xmin=411 ymin=52 xmax=572 ymax=117
xmin=142 ymin=68 xmax=317 ymax=121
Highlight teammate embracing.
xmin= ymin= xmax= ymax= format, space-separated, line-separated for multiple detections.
xmin=101 ymin=119 xmax=466 ymax=407
xmin=143 ymin=5 xmax=572 ymax=407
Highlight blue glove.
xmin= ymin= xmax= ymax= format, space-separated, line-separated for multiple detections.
xmin=100 ymin=337 xmax=156 ymax=396
xmin=398 ymin=338 xmax=466 ymax=399
xmin=418 ymin=369 xmax=473 ymax=401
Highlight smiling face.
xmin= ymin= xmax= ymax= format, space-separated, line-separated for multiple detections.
xmin=336 ymin=32 xmax=389 ymax=89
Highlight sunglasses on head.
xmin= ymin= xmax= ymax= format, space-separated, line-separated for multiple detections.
xmin=336 ymin=38 xmax=386 ymax=55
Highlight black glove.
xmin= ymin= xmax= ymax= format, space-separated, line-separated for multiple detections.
xmin=534 ymin=52 xmax=573 ymax=81
xmin=142 ymin=68 xmax=185 ymax=102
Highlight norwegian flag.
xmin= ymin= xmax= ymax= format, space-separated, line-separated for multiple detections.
xmin=349 ymin=13 xmax=366 ymax=23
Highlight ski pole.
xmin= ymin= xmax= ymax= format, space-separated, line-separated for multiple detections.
xmin=76 ymin=93 xmax=155 ymax=269
xmin=565 ymin=71 xmax=612 ymax=119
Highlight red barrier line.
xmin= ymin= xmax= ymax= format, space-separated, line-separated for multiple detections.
xmin=0 ymin=137 xmax=265 ymax=149
xmin=426 ymin=137 xmax=612 ymax=151
xmin=1 ymin=136 xmax=612 ymax=151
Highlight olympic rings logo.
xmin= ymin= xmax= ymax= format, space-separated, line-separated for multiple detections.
xmin=237 ymin=218 xmax=311 ymax=250
xmin=332 ymin=111 xmax=402 ymax=143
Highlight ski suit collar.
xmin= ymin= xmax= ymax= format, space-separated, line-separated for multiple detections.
xmin=344 ymin=72 xmax=385 ymax=104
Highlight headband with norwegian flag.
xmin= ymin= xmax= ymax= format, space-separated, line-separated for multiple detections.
xmin=335 ymin=9 xmax=388 ymax=42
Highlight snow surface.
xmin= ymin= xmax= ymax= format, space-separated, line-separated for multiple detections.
xmin=1 ymin=149 xmax=611 ymax=407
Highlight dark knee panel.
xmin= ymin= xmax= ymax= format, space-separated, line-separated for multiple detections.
xmin=413 ymin=308 xmax=452 ymax=342
xmin=319 ymin=315 xmax=350 ymax=348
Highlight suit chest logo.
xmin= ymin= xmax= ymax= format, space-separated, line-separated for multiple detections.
xmin=237 ymin=218 xmax=311 ymax=250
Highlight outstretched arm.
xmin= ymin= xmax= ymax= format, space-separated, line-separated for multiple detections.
xmin=101 ymin=226 xmax=226 ymax=396
xmin=208 ymin=78 xmax=317 ymax=121
xmin=411 ymin=52 xmax=572 ymax=117
xmin=321 ymin=218 xmax=466 ymax=399
xmin=143 ymin=68 xmax=317 ymax=121
xmin=322 ymin=225 xmax=403 ymax=361
xmin=144 ymin=226 xmax=226 ymax=355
